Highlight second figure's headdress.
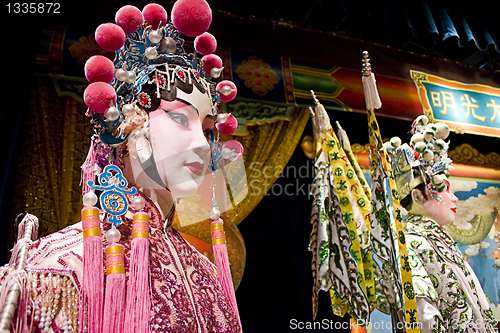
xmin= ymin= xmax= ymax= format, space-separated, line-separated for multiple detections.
xmin=387 ymin=115 xmax=453 ymax=203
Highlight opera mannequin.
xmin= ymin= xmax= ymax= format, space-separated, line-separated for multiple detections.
xmin=389 ymin=116 xmax=497 ymax=332
xmin=0 ymin=1 xmax=243 ymax=332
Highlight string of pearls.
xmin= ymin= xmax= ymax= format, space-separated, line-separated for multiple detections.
xmin=27 ymin=272 xmax=79 ymax=333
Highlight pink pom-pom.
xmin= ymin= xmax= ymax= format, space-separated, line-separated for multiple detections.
xmin=216 ymin=114 xmax=238 ymax=136
xmin=84 ymin=82 xmax=117 ymax=114
xmin=171 ymin=0 xmax=212 ymax=37
xmin=115 ymin=5 xmax=144 ymax=33
xmin=222 ymin=140 xmax=243 ymax=161
xmin=201 ymin=54 xmax=222 ymax=76
xmin=194 ymin=32 xmax=217 ymax=55
xmin=142 ymin=3 xmax=168 ymax=29
xmin=85 ymin=55 xmax=115 ymax=83
xmin=216 ymin=80 xmax=237 ymax=103
xmin=95 ymin=23 xmax=126 ymax=52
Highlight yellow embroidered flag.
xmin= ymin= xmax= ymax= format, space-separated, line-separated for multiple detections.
xmin=363 ymin=51 xmax=420 ymax=332
xmin=309 ymin=92 xmax=374 ymax=321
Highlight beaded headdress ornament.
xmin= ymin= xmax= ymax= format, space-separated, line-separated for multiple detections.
xmin=82 ymin=2 xmax=239 ymax=166
xmin=387 ymin=115 xmax=453 ymax=203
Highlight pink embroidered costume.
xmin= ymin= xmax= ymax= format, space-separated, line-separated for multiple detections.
xmin=0 ymin=1 xmax=243 ymax=332
xmin=13 ymin=194 xmax=240 ymax=333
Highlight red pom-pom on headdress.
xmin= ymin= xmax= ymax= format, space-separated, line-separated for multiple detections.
xmin=194 ymin=32 xmax=217 ymax=55
xmin=95 ymin=23 xmax=126 ymax=52
xmin=84 ymin=82 xmax=117 ymax=114
xmin=85 ymin=55 xmax=115 ymax=83
xmin=216 ymin=114 xmax=238 ymax=136
xmin=216 ymin=80 xmax=237 ymax=102
xmin=142 ymin=3 xmax=168 ymax=30
xmin=171 ymin=0 xmax=212 ymax=37
xmin=201 ymin=54 xmax=222 ymax=76
xmin=115 ymin=5 xmax=144 ymax=33
xmin=222 ymin=140 xmax=244 ymax=161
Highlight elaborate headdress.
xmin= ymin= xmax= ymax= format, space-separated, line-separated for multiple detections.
xmin=79 ymin=1 xmax=243 ymax=332
xmin=82 ymin=2 xmax=239 ymax=154
xmin=387 ymin=115 xmax=453 ymax=204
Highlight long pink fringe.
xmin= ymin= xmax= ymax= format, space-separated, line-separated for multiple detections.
xmin=210 ymin=219 xmax=242 ymax=331
xmin=124 ymin=213 xmax=151 ymax=333
xmin=81 ymin=207 xmax=104 ymax=333
xmin=0 ymin=270 xmax=30 ymax=333
xmin=5 ymin=214 xmax=38 ymax=333
xmin=15 ymin=271 xmax=30 ymax=333
xmin=16 ymin=214 xmax=39 ymax=242
xmin=103 ymin=244 xmax=126 ymax=333
xmin=5 ymin=216 xmax=36 ymax=332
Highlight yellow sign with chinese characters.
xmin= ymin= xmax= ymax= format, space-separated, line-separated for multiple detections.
xmin=411 ymin=70 xmax=500 ymax=137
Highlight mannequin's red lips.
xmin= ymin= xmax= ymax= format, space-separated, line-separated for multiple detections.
xmin=451 ymin=207 xmax=457 ymax=213
xmin=185 ymin=162 xmax=204 ymax=176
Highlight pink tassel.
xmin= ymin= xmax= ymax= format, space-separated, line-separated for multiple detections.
xmin=210 ymin=219 xmax=242 ymax=330
xmin=124 ymin=213 xmax=151 ymax=333
xmin=15 ymin=272 xmax=29 ymax=333
xmin=16 ymin=214 xmax=39 ymax=242
xmin=81 ymin=139 xmax=96 ymax=196
xmin=81 ymin=207 xmax=104 ymax=333
xmin=0 ymin=270 xmax=29 ymax=333
xmin=103 ymin=244 xmax=126 ymax=333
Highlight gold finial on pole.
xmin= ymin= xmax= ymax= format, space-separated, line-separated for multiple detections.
xmin=310 ymin=90 xmax=320 ymax=105
xmin=308 ymin=106 xmax=315 ymax=117
xmin=309 ymin=90 xmax=330 ymax=136
xmin=361 ymin=51 xmax=372 ymax=76
xmin=361 ymin=51 xmax=382 ymax=110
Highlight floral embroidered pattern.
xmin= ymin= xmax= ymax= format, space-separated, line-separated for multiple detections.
xmin=405 ymin=214 xmax=497 ymax=332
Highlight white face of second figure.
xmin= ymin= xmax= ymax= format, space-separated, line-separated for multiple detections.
xmin=420 ymin=178 xmax=458 ymax=226
xmin=147 ymin=86 xmax=214 ymax=199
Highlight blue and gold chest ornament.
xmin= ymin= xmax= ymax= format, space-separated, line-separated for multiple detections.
xmin=87 ymin=165 xmax=137 ymax=226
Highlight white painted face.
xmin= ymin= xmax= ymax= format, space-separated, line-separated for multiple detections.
xmin=129 ymin=86 xmax=214 ymax=199
xmin=420 ymin=178 xmax=458 ymax=226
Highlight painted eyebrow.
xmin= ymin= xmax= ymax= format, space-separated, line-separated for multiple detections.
xmin=159 ymin=99 xmax=199 ymax=115
xmin=176 ymin=97 xmax=199 ymax=115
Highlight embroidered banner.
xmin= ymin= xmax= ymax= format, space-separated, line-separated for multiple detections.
xmin=411 ymin=70 xmax=500 ymax=138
